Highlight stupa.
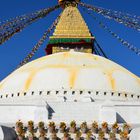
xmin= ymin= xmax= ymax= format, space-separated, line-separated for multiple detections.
xmin=0 ymin=0 xmax=140 ymax=139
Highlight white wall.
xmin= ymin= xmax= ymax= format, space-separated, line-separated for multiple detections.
xmin=0 ymin=100 xmax=140 ymax=126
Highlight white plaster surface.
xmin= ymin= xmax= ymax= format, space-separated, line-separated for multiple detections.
xmin=0 ymin=52 xmax=140 ymax=126
xmin=0 ymin=94 xmax=140 ymax=125
xmin=0 ymin=127 xmax=4 ymax=140
xmin=130 ymin=127 xmax=140 ymax=140
xmin=0 ymin=52 xmax=140 ymax=94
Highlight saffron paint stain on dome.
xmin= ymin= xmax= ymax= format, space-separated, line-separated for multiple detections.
xmin=0 ymin=52 xmax=140 ymax=95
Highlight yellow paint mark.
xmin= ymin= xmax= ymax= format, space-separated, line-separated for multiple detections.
xmin=38 ymin=64 xmax=68 ymax=69
xmin=110 ymin=76 xmax=116 ymax=90
xmin=24 ymin=71 xmax=37 ymax=92
xmin=18 ymin=53 xmax=102 ymax=72
xmin=38 ymin=60 xmax=99 ymax=69
xmin=136 ymin=77 xmax=140 ymax=86
xmin=63 ymin=52 xmax=69 ymax=58
xmin=0 ymin=83 xmax=4 ymax=90
xmin=68 ymin=68 xmax=79 ymax=88
xmin=1 ymin=52 xmax=140 ymax=93
xmin=107 ymin=70 xmax=116 ymax=91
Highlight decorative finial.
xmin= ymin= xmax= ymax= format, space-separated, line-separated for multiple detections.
xmin=58 ymin=0 xmax=80 ymax=8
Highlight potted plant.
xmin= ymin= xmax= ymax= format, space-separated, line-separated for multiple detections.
xmin=62 ymin=132 xmax=71 ymax=140
xmin=39 ymin=131 xmax=47 ymax=140
xmin=80 ymin=122 xmax=88 ymax=133
xmin=109 ymin=132 xmax=116 ymax=140
xmin=15 ymin=120 xmax=24 ymax=135
xmin=18 ymin=132 xmax=25 ymax=140
xmin=38 ymin=121 xmax=47 ymax=140
xmin=59 ymin=122 xmax=66 ymax=133
xmin=15 ymin=121 xmax=25 ymax=140
xmin=112 ymin=122 xmax=119 ymax=133
xmin=48 ymin=122 xmax=56 ymax=133
xmin=86 ymin=131 xmax=93 ymax=140
xmin=50 ymin=132 xmax=58 ymax=140
xmin=101 ymin=122 xmax=108 ymax=133
xmin=25 ymin=120 xmax=36 ymax=140
xmin=75 ymin=131 xmax=82 ymax=140
xmin=123 ymin=123 xmax=130 ymax=134
xmin=120 ymin=131 xmax=129 ymax=140
xmin=91 ymin=121 xmax=98 ymax=133
xmin=70 ymin=120 xmax=76 ymax=133
xmin=98 ymin=130 xmax=105 ymax=140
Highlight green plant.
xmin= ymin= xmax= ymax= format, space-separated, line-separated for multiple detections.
xmin=120 ymin=131 xmax=128 ymax=138
xmin=48 ymin=122 xmax=55 ymax=127
xmin=75 ymin=131 xmax=82 ymax=137
xmin=86 ymin=131 xmax=92 ymax=138
xmin=92 ymin=121 xmax=98 ymax=128
xmin=123 ymin=123 xmax=130 ymax=129
xmin=101 ymin=122 xmax=108 ymax=128
xmin=80 ymin=122 xmax=87 ymax=129
xmin=60 ymin=122 xmax=66 ymax=129
xmin=98 ymin=130 xmax=105 ymax=138
xmin=109 ymin=132 xmax=116 ymax=138
xmin=70 ymin=120 xmax=76 ymax=128
xmin=112 ymin=122 xmax=119 ymax=129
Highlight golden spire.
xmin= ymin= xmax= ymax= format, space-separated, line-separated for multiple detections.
xmin=51 ymin=6 xmax=93 ymax=39
xmin=46 ymin=2 xmax=94 ymax=54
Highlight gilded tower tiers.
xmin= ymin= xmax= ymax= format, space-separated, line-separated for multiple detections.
xmin=46 ymin=5 xmax=94 ymax=54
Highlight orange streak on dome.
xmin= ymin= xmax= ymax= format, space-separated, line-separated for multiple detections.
xmin=110 ymin=74 xmax=116 ymax=91
xmin=105 ymin=69 xmax=116 ymax=91
xmin=24 ymin=71 xmax=37 ymax=91
xmin=0 ymin=82 xmax=3 ymax=90
xmin=63 ymin=52 xmax=70 ymax=58
xmin=69 ymin=68 xmax=79 ymax=88
xmin=40 ymin=64 xmax=68 ymax=69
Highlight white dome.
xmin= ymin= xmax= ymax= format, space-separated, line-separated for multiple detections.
xmin=0 ymin=52 xmax=140 ymax=95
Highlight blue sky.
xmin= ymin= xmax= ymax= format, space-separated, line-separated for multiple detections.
xmin=0 ymin=0 xmax=139 ymax=81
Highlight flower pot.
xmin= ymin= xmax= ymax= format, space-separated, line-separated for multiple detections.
xmin=62 ymin=137 xmax=71 ymax=140
xmin=28 ymin=137 xmax=34 ymax=140
xmin=112 ymin=128 xmax=118 ymax=133
xmin=49 ymin=126 xmax=55 ymax=133
xmin=120 ymin=138 xmax=128 ymax=140
xmin=91 ymin=127 xmax=98 ymax=133
xmin=109 ymin=132 xmax=116 ymax=140
xmin=81 ymin=127 xmax=87 ymax=133
xmin=50 ymin=134 xmax=58 ymax=140
xmin=123 ymin=128 xmax=129 ymax=133
xmin=109 ymin=138 xmax=116 ymax=140
xmin=15 ymin=127 xmax=21 ymax=133
xmin=98 ymin=137 xmax=104 ymax=140
xmin=39 ymin=137 xmax=46 ymax=140
xmin=60 ymin=127 xmax=66 ymax=133
xmin=75 ymin=137 xmax=82 ymax=140
xmin=86 ymin=137 xmax=93 ymax=140
xmin=69 ymin=127 xmax=76 ymax=133
xmin=51 ymin=138 xmax=58 ymax=140
xmin=102 ymin=127 xmax=108 ymax=133
xmin=18 ymin=136 xmax=24 ymax=140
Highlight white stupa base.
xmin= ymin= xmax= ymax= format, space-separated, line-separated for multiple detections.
xmin=0 ymin=95 xmax=140 ymax=126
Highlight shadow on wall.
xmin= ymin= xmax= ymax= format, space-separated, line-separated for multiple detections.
xmin=117 ymin=113 xmax=126 ymax=123
xmin=46 ymin=102 xmax=55 ymax=119
xmin=0 ymin=126 xmax=17 ymax=140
